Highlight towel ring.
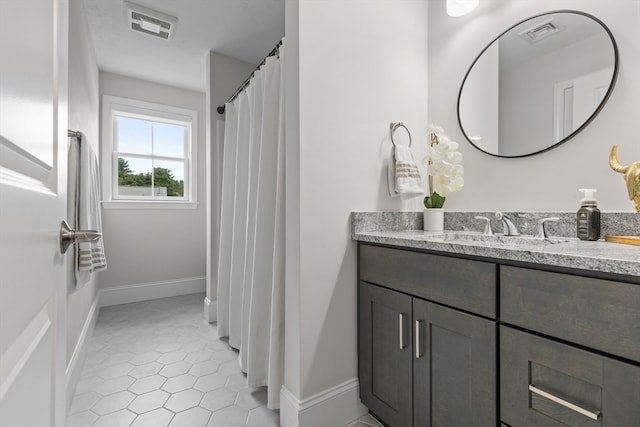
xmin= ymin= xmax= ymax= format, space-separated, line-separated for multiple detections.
xmin=390 ymin=122 xmax=412 ymax=148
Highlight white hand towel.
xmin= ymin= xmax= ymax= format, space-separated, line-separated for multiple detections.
xmin=72 ymin=135 xmax=107 ymax=288
xmin=388 ymin=145 xmax=425 ymax=198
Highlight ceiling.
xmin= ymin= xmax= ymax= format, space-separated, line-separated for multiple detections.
xmin=82 ymin=0 xmax=285 ymax=93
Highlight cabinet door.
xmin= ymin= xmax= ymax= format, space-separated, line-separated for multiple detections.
xmin=359 ymin=282 xmax=413 ymax=427
xmin=501 ymin=326 xmax=640 ymax=427
xmin=413 ymin=300 xmax=497 ymax=427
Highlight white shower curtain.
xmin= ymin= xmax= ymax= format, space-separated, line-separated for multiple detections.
xmin=217 ymin=42 xmax=285 ymax=409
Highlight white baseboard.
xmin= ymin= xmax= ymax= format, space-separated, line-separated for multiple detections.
xmin=65 ymin=291 xmax=100 ymax=409
xmin=280 ymin=378 xmax=367 ymax=427
xmin=99 ymin=276 xmax=206 ymax=307
xmin=204 ymin=297 xmax=217 ymax=323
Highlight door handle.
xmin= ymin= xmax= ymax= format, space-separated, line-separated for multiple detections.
xmin=529 ymin=385 xmax=601 ymax=420
xmin=399 ymin=313 xmax=407 ymax=349
xmin=415 ymin=320 xmax=423 ymax=359
xmin=60 ymin=220 xmax=102 ymax=254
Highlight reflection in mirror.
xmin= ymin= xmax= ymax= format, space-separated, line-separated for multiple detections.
xmin=458 ymin=11 xmax=618 ymax=158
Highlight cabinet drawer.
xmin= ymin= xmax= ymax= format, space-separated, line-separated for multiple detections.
xmin=501 ymin=266 xmax=640 ymax=363
xmin=501 ymin=326 xmax=640 ymax=427
xmin=359 ymin=244 xmax=496 ymax=318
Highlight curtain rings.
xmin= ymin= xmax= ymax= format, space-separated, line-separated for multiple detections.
xmin=390 ymin=122 xmax=412 ymax=148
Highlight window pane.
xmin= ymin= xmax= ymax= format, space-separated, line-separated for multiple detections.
xmin=116 ymin=116 xmax=152 ymax=154
xmin=153 ymin=122 xmax=186 ymax=158
xmin=154 ymin=159 xmax=185 ymax=197
xmin=117 ymin=156 xmax=152 ymax=196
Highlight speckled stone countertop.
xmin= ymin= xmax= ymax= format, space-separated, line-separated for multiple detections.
xmin=352 ymin=212 xmax=640 ymax=278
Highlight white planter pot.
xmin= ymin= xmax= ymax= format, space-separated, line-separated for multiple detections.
xmin=423 ymin=208 xmax=444 ymax=231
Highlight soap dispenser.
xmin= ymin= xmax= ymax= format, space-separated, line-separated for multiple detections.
xmin=577 ymin=188 xmax=601 ymax=241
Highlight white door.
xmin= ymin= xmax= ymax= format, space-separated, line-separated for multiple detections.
xmin=0 ymin=1 xmax=68 ymax=426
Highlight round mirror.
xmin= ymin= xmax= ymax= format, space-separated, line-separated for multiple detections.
xmin=457 ymin=10 xmax=618 ymax=158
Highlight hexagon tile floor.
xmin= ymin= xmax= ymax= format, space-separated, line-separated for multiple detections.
xmin=67 ymin=293 xmax=383 ymax=427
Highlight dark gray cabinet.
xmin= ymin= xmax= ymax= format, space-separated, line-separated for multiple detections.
xmin=501 ymin=326 xmax=640 ymax=427
xmin=358 ymin=281 xmax=413 ymax=427
xmin=413 ymin=298 xmax=496 ymax=427
xmin=357 ymin=242 xmax=640 ymax=427
xmin=500 ymin=266 xmax=640 ymax=427
xmin=358 ymin=244 xmax=497 ymax=427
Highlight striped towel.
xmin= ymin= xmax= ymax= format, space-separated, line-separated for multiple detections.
xmin=71 ymin=134 xmax=107 ymax=288
xmin=388 ymin=145 xmax=425 ymax=198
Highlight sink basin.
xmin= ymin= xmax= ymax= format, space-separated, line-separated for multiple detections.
xmin=438 ymin=231 xmax=569 ymax=246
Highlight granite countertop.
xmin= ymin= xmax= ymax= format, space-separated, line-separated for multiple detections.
xmin=352 ymin=212 xmax=640 ymax=278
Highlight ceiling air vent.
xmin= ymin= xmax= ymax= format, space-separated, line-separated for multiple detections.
xmin=518 ymin=19 xmax=560 ymax=43
xmin=124 ymin=1 xmax=177 ymax=40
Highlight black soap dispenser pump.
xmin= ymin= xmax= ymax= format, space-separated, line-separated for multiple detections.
xmin=577 ymin=188 xmax=601 ymax=241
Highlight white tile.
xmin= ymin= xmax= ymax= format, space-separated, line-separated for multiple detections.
xmin=102 ymin=351 xmax=135 ymax=366
xmin=159 ymin=360 xmax=191 ymax=377
xmin=92 ymin=390 xmax=136 ymax=415
xmin=91 ymin=409 xmax=137 ymax=427
xmin=164 ymin=388 xmax=204 ymax=412
xmin=245 ymin=406 xmax=280 ymax=427
xmin=129 ymin=361 xmax=163 ymax=379
xmin=66 ymin=410 xmax=99 ymax=427
xmin=217 ymin=360 xmax=241 ymax=376
xmin=129 ymin=374 xmax=167 ymax=394
xmin=225 ymin=372 xmax=248 ymax=392
xmin=206 ymin=405 xmax=248 ymax=427
xmin=157 ymin=350 xmax=187 ymax=365
xmin=193 ymin=373 xmax=227 ymax=392
xmin=235 ymin=387 xmax=267 ymax=410
xmin=168 ymin=406 xmax=212 ymax=427
xmin=199 ymin=388 xmax=237 ymax=412
xmin=96 ymin=362 xmax=135 ymax=379
xmin=212 ymin=349 xmax=238 ymax=363
xmin=189 ymin=360 xmax=220 ymax=377
xmin=185 ymin=349 xmax=214 ymax=364
xmin=180 ymin=340 xmax=207 ymax=353
xmin=130 ymin=408 xmax=174 ymax=427
xmin=69 ymin=391 xmax=102 ymax=414
xmin=161 ymin=373 xmax=197 ymax=393
xmin=156 ymin=342 xmax=183 ymax=353
xmin=95 ymin=375 xmax=136 ymax=395
xmin=75 ymin=376 xmax=105 ymax=395
xmin=130 ymin=351 xmax=161 ymax=365
xmin=128 ymin=389 xmax=170 ymax=414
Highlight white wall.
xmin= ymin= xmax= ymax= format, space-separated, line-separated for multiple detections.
xmin=98 ymin=72 xmax=207 ymax=294
xmin=284 ymin=0 xmax=429 ymax=422
xmin=429 ymin=0 xmax=640 ymax=211
xmin=205 ymin=53 xmax=256 ymax=320
xmin=67 ymin=0 xmax=99 ymax=371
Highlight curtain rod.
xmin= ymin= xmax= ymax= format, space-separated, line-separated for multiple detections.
xmin=216 ymin=39 xmax=283 ymax=115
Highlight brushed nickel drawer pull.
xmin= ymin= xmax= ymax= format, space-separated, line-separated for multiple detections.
xmin=415 ymin=320 xmax=423 ymax=359
xmin=528 ymin=385 xmax=601 ymax=420
xmin=399 ymin=313 xmax=407 ymax=349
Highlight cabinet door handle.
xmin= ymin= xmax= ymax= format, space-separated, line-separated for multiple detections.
xmin=415 ymin=320 xmax=423 ymax=359
xmin=399 ymin=313 xmax=407 ymax=349
xmin=528 ymin=385 xmax=601 ymax=421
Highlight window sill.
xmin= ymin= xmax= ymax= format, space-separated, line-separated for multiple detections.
xmin=102 ymin=200 xmax=198 ymax=210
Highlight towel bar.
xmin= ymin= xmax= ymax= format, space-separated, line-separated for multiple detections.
xmin=390 ymin=122 xmax=412 ymax=148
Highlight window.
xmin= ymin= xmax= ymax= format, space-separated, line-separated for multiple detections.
xmin=102 ymin=95 xmax=197 ymax=209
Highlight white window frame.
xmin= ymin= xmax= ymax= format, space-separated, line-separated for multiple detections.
xmin=102 ymin=95 xmax=198 ymax=209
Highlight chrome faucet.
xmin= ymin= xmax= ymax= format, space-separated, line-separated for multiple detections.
xmin=495 ymin=212 xmax=520 ymax=236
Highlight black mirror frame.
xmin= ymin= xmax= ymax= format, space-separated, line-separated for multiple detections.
xmin=457 ymin=10 xmax=619 ymax=159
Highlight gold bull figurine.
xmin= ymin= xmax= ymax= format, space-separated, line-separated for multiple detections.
xmin=609 ymin=145 xmax=640 ymax=212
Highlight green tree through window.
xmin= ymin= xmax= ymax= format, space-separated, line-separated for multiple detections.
xmin=118 ymin=158 xmax=184 ymax=197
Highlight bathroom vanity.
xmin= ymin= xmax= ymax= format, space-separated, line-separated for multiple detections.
xmin=354 ymin=218 xmax=640 ymax=427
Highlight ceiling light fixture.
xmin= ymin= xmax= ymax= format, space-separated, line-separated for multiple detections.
xmin=446 ymin=0 xmax=479 ymax=17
